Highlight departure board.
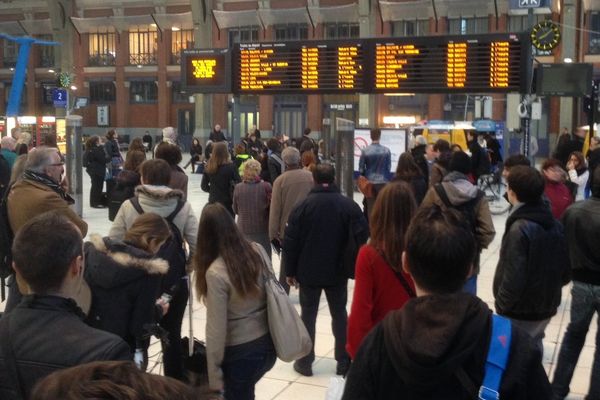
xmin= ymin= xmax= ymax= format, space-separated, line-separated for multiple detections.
xmin=234 ymin=41 xmax=365 ymax=94
xmin=181 ymin=48 xmax=231 ymax=93
xmin=370 ymin=34 xmax=526 ymax=93
xmin=184 ymin=33 xmax=529 ymax=95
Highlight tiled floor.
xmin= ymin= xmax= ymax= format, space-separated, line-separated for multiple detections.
xmin=2 ymin=164 xmax=595 ymax=399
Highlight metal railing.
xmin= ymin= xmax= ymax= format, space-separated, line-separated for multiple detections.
xmin=88 ymin=54 xmax=116 ymax=67
xmin=129 ymin=53 xmax=157 ymax=65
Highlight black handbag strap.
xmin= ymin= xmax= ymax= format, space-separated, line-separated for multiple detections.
xmin=0 ymin=314 xmax=25 ymax=399
xmin=376 ymin=249 xmax=416 ymax=298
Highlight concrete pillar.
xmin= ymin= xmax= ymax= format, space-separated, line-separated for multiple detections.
xmin=560 ymin=1 xmax=577 ymax=132
xmin=358 ymin=0 xmax=376 ymax=127
xmin=47 ymin=0 xmax=76 ymax=118
xmin=191 ymin=0 xmax=213 ymax=141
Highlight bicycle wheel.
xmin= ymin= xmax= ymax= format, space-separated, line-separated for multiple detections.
xmin=485 ymin=180 xmax=510 ymax=215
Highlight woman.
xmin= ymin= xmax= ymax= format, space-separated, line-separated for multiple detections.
xmin=394 ymin=152 xmax=427 ymax=205
xmin=85 ymin=213 xmax=171 ymax=364
xmin=450 ymin=143 xmax=463 ymax=153
xmin=84 ymin=135 xmax=110 ymax=208
xmin=201 ymin=142 xmax=241 ymax=215
xmin=301 ymin=150 xmax=317 ymax=173
xmin=567 ymin=151 xmax=589 ymax=201
xmin=108 ymin=150 xmax=145 ymax=221
xmin=110 ymin=159 xmax=199 ymax=380
xmin=194 ymin=203 xmax=275 ymax=400
xmin=542 ymin=158 xmax=574 ymax=219
xmin=156 ymin=142 xmax=188 ymax=200
xmin=233 ymin=159 xmax=272 ymax=257
xmin=105 ymin=129 xmax=123 ymax=194
xmin=128 ymin=137 xmax=146 ymax=154
xmin=347 ymin=181 xmax=417 ymax=359
xmin=183 ymin=137 xmax=203 ymax=173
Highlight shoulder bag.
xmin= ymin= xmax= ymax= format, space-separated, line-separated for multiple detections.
xmin=254 ymin=244 xmax=312 ymax=362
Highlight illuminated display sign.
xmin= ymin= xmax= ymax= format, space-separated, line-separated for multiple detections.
xmin=234 ymin=41 xmax=365 ymax=93
xmin=183 ymin=34 xmax=529 ymax=95
xmin=369 ymin=34 xmax=527 ymax=93
xmin=181 ymin=48 xmax=231 ymax=93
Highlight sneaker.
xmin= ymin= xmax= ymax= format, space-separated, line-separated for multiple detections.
xmin=293 ymin=361 xmax=313 ymax=377
xmin=336 ymin=359 xmax=350 ymax=376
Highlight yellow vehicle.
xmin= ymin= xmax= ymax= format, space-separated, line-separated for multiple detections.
xmin=410 ymin=121 xmax=474 ymax=151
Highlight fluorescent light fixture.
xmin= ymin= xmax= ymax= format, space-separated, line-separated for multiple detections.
xmin=17 ymin=116 xmax=36 ymax=124
xmin=172 ymin=26 xmax=180 ymax=31
xmin=7 ymin=117 xmax=16 ymax=134
xmin=48 ymin=69 xmax=55 ymax=73
xmin=564 ymin=57 xmax=573 ymax=63
xmin=41 ymin=116 xmax=56 ymax=123
xmin=383 ymin=93 xmax=416 ymax=96
xmin=383 ymin=115 xmax=417 ymax=125
xmin=70 ymin=85 xmax=77 ymax=90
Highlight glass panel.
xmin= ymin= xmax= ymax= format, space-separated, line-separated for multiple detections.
xmin=90 ymin=81 xmax=116 ymax=103
xmin=2 ymin=40 xmax=18 ymax=68
xmin=129 ymin=81 xmax=158 ymax=103
xmin=171 ymin=29 xmax=194 ymax=64
xmin=88 ymin=29 xmax=116 ymax=66
xmin=590 ymin=12 xmax=600 ymax=54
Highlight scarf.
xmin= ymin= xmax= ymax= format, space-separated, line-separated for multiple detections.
xmin=23 ymin=170 xmax=75 ymax=205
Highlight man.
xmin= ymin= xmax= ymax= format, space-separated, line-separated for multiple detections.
xmin=209 ymin=124 xmax=226 ymax=143
xmin=359 ymin=128 xmax=392 ymax=219
xmin=6 ymin=146 xmax=88 ymax=311
xmin=296 ymin=127 xmax=317 ymax=159
xmin=502 ymin=154 xmax=531 ymax=180
xmin=410 ymin=135 xmax=428 ymax=180
xmin=162 ymin=126 xmax=178 ymax=145
xmin=493 ymin=166 xmax=571 ymax=354
xmin=552 ymin=166 xmax=600 ymax=400
xmin=266 ymin=138 xmax=284 ymax=183
xmin=10 ymin=127 xmax=20 ymax=141
xmin=466 ymin=131 xmax=490 ymax=180
xmin=0 ymin=136 xmax=17 ymax=169
xmin=284 ymin=163 xmax=368 ymax=377
xmin=420 ymin=151 xmax=495 ymax=294
xmin=342 ymin=206 xmax=551 ymax=399
xmin=269 ymin=147 xmax=313 ymax=293
xmin=0 ymin=212 xmax=130 ymax=400
xmin=142 ymin=130 xmax=153 ymax=153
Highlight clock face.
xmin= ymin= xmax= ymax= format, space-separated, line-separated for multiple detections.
xmin=531 ymin=20 xmax=561 ymax=51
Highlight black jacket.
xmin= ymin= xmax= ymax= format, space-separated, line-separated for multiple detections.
xmin=468 ymin=140 xmax=490 ymax=179
xmin=411 ymin=144 xmax=429 ymax=182
xmin=84 ymin=144 xmax=109 ymax=178
xmin=201 ymin=163 xmax=241 ymax=213
xmin=267 ymin=152 xmax=284 ymax=183
xmin=562 ymin=197 xmax=600 ymax=284
xmin=493 ymin=201 xmax=571 ymax=321
xmin=0 ymin=295 xmax=130 ymax=400
xmin=104 ymin=138 xmax=120 ymax=158
xmin=108 ymin=169 xmax=141 ymax=221
xmin=394 ymin=175 xmax=427 ymax=205
xmin=342 ymin=293 xmax=551 ymax=400
xmin=283 ymin=184 xmax=368 ymax=286
xmin=84 ymin=235 xmax=169 ymax=350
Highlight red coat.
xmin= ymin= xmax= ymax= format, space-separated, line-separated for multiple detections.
xmin=544 ymin=180 xmax=573 ymax=219
xmin=347 ymin=244 xmax=415 ymax=359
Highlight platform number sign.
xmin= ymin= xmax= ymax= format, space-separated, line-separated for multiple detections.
xmin=53 ymin=89 xmax=67 ymax=108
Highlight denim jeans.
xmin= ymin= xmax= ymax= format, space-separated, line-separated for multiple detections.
xmin=297 ymin=281 xmax=349 ymax=367
xmin=552 ymin=281 xmax=600 ymax=400
xmin=222 ymin=334 xmax=276 ymax=400
xmin=510 ymin=317 xmax=550 ymax=357
xmin=462 ymin=275 xmax=478 ymax=296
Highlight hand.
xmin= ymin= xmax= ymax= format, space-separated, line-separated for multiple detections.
xmin=156 ymin=298 xmax=170 ymax=316
xmin=133 ymin=348 xmax=146 ymax=370
xmin=286 ymin=276 xmax=298 ymax=289
xmin=567 ymin=161 xmax=575 ymax=171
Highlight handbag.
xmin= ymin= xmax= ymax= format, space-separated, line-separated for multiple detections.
xmin=255 ymin=244 xmax=312 ymax=362
xmin=357 ymin=175 xmax=373 ymax=198
xmin=325 ymin=377 xmax=346 ymax=400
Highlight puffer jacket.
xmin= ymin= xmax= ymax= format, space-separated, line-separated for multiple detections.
xmin=493 ymin=201 xmax=571 ymax=321
xmin=562 ymin=197 xmax=600 ymax=284
xmin=84 ymin=235 xmax=169 ymax=350
xmin=109 ymin=185 xmax=198 ymax=256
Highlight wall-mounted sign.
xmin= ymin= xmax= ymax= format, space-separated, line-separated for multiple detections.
xmin=97 ymin=105 xmax=109 ymax=127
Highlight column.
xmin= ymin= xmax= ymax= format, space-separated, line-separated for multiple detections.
xmin=559 ymin=1 xmax=577 ymax=132
xmin=157 ymin=29 xmax=169 ymax=129
xmin=191 ymin=0 xmax=213 ymax=141
xmin=358 ymin=0 xmax=376 ymax=127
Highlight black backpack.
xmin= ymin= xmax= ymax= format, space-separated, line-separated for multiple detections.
xmin=108 ymin=182 xmax=137 ymax=221
xmin=434 ymin=183 xmax=483 ymax=250
xmin=130 ymin=197 xmax=187 ymax=295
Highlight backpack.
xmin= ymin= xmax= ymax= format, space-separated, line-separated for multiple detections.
xmin=0 ymin=183 xmax=14 ymax=301
xmin=130 ymin=197 xmax=187 ymax=295
xmin=108 ymin=181 xmax=137 ymax=221
xmin=434 ymin=183 xmax=483 ymax=251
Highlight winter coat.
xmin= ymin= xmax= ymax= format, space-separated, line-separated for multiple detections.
xmin=468 ymin=140 xmax=491 ymax=179
xmin=544 ymin=179 xmax=574 ymax=219
xmin=394 ymin=175 xmax=427 ymax=205
xmin=109 ymin=185 xmax=198 ymax=256
xmin=411 ymin=144 xmax=428 ymax=182
xmin=267 ymin=152 xmax=284 ymax=183
xmin=562 ymin=197 xmax=600 ymax=285
xmin=420 ymin=172 xmax=495 ymax=269
xmin=0 ymin=295 xmax=130 ymax=400
xmin=201 ymin=163 xmax=241 ymax=214
xmin=493 ymin=201 xmax=571 ymax=321
xmin=283 ymin=184 xmax=369 ymax=286
xmin=104 ymin=138 xmax=120 ymax=158
xmin=268 ymin=168 xmax=313 ymax=241
xmin=168 ymin=165 xmax=188 ymax=200
xmin=84 ymin=235 xmax=169 ymax=350
xmin=84 ymin=144 xmax=110 ymax=179
xmin=342 ymin=293 xmax=552 ymax=400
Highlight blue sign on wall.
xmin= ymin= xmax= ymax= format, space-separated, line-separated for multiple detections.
xmin=53 ymin=89 xmax=67 ymax=108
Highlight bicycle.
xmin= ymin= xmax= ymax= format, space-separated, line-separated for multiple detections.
xmin=477 ymin=169 xmax=510 ymax=215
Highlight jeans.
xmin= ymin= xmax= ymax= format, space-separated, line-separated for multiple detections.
xmin=297 ymin=281 xmax=349 ymax=367
xmin=89 ymin=173 xmax=105 ymax=206
xmin=552 ymin=282 xmax=600 ymax=400
xmin=510 ymin=317 xmax=550 ymax=357
xmin=463 ymin=275 xmax=478 ymax=296
xmin=222 ymin=334 xmax=276 ymax=400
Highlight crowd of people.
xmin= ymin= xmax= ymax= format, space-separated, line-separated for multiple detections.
xmin=0 ymin=124 xmax=598 ymax=400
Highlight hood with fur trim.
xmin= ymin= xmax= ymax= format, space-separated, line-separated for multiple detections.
xmin=135 ymin=184 xmax=183 ymax=201
xmin=84 ymin=235 xmax=168 ymax=290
